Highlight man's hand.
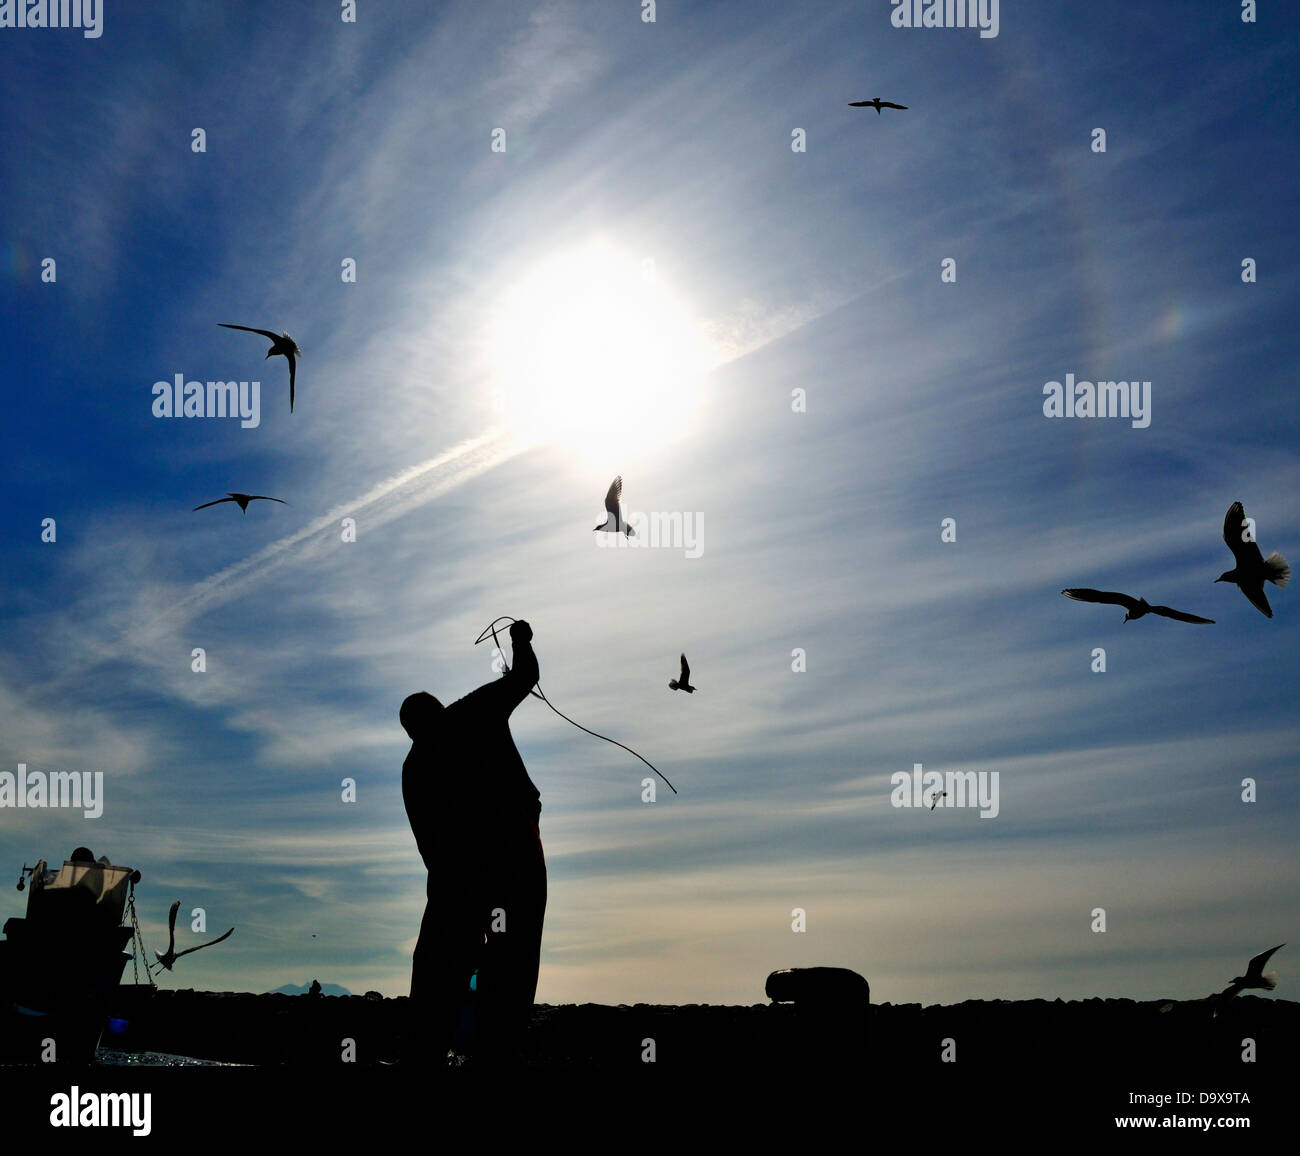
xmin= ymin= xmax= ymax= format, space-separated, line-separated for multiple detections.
xmin=510 ymin=619 xmax=533 ymax=645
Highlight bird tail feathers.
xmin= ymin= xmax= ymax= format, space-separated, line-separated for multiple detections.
xmin=1264 ymin=552 xmax=1290 ymax=587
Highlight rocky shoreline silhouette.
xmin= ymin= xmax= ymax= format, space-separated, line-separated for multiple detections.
xmin=79 ymin=987 xmax=1295 ymax=1075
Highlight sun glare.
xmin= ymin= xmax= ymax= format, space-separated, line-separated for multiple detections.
xmin=489 ymin=241 xmax=709 ymax=453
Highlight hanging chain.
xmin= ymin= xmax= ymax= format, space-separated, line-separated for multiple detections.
xmin=126 ymin=881 xmax=157 ymax=990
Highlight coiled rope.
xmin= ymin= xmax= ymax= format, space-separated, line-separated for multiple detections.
xmin=474 ymin=616 xmax=677 ymax=795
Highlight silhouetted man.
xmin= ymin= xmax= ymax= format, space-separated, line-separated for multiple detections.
xmin=401 ymin=619 xmax=546 ymax=1063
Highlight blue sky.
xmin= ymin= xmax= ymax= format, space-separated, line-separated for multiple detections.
xmin=1 ymin=1 xmax=1296 ymax=1007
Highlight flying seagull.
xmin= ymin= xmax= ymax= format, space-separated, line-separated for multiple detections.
xmin=669 ymin=654 xmax=695 ymax=693
xmin=1060 ymin=588 xmax=1214 ymax=624
xmin=193 ymin=492 xmax=286 ymax=514
xmin=1216 ymin=943 xmax=1285 ymax=1003
xmin=928 ymin=790 xmax=947 ymax=811
xmin=593 ymin=475 xmax=634 ymax=536
xmin=1216 ymin=501 xmax=1290 ymax=618
xmin=218 ymin=323 xmax=301 ymax=412
xmin=849 ymin=98 xmax=908 ymax=114
xmin=153 ymin=900 xmax=235 ymax=972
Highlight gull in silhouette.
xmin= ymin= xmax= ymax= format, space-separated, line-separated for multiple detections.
xmin=668 ymin=654 xmax=695 ymax=693
xmin=1060 ymin=588 xmax=1214 ymax=624
xmin=153 ymin=900 xmax=235 ymax=972
xmin=1216 ymin=501 xmax=1290 ymax=618
xmin=193 ymin=492 xmax=286 ymax=514
xmin=218 ymin=323 xmax=301 ymax=412
xmin=928 ymin=790 xmax=947 ymax=811
xmin=593 ymin=475 xmax=634 ymax=536
xmin=1215 ymin=943 xmax=1285 ymax=1006
xmin=849 ymin=98 xmax=908 ymax=114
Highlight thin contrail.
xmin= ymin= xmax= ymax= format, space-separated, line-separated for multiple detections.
xmin=65 ymin=287 xmax=841 ymax=669
xmin=131 ymin=426 xmax=517 ymax=644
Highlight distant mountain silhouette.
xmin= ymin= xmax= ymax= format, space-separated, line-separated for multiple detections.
xmin=267 ymin=981 xmax=352 ymax=997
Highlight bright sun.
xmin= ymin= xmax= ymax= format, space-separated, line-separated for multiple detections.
xmin=488 ymin=240 xmax=710 ymax=453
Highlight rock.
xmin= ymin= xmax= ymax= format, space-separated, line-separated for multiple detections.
xmin=764 ymin=967 xmax=870 ymax=1007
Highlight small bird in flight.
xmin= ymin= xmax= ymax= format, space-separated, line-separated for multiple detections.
xmin=1216 ymin=501 xmax=1289 ymax=618
xmin=1215 ymin=943 xmax=1285 ymax=1004
xmin=153 ymin=900 xmax=235 ymax=972
xmin=669 ymin=654 xmax=695 ymax=693
xmin=193 ymin=492 xmax=286 ymax=514
xmin=218 ymin=323 xmax=301 ymax=412
xmin=593 ymin=475 xmax=634 ymax=536
xmin=849 ymin=98 xmax=908 ymax=114
xmin=1060 ymin=588 xmax=1214 ymax=624
xmin=928 ymin=790 xmax=947 ymax=811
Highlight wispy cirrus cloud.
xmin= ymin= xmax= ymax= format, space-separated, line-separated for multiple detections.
xmin=0 ymin=0 xmax=1296 ymax=1008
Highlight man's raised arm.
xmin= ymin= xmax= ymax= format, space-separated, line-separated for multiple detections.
xmin=498 ymin=620 xmax=539 ymax=714
xmin=458 ymin=619 xmax=538 ymax=719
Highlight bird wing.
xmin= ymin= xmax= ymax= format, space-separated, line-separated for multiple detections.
xmin=286 ymin=349 xmax=296 ymax=412
xmin=165 ymin=900 xmax=179 ymax=956
xmin=1061 ymin=588 xmax=1140 ymax=612
xmin=880 ymin=102 xmax=908 ymax=109
xmin=1149 ymin=605 xmax=1215 ymax=624
xmin=680 ymin=654 xmax=690 ymax=680
xmin=605 ymin=476 xmax=623 ymax=516
xmin=218 ymin=323 xmax=281 ymax=342
xmin=1223 ymin=502 xmax=1265 ymax=567
xmin=193 ymin=496 xmax=237 ymax=511
xmin=848 ymin=101 xmax=873 ymax=106
xmin=1245 ymin=943 xmax=1285 ymax=981
xmin=172 ymin=926 xmax=235 ymax=961
xmin=248 ymin=495 xmax=286 ymax=504
xmin=1239 ymin=582 xmax=1274 ymax=618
